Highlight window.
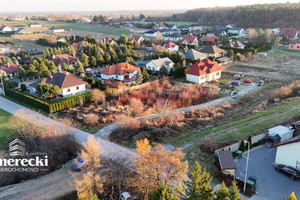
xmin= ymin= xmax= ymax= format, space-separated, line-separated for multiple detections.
xmin=216 ymin=72 xmax=220 ymax=76
xmin=76 ymin=86 xmax=79 ymax=90
xmin=67 ymin=88 xmax=71 ymax=92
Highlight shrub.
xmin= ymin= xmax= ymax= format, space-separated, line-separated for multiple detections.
xmin=20 ymin=84 xmax=27 ymax=92
xmin=92 ymin=89 xmax=106 ymax=104
xmin=200 ymin=138 xmax=217 ymax=153
xmin=128 ymin=98 xmax=144 ymax=116
xmin=84 ymin=113 xmax=100 ymax=127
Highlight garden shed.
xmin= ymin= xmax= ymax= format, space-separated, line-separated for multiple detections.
xmin=217 ymin=150 xmax=236 ymax=176
xmin=267 ymin=125 xmax=294 ymax=145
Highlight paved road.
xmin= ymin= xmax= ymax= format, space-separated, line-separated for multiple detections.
xmin=0 ymin=96 xmax=136 ymax=200
xmin=235 ymin=146 xmax=300 ymax=200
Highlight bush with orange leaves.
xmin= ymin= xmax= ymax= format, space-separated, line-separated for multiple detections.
xmin=270 ymin=80 xmax=300 ymax=102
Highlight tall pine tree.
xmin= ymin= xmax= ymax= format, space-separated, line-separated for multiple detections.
xmin=150 ymin=183 xmax=176 ymax=200
xmin=215 ymin=181 xmax=229 ymax=200
xmin=228 ymin=181 xmax=242 ymax=200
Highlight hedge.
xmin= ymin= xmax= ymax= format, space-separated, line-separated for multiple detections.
xmin=5 ymin=88 xmax=92 ymax=114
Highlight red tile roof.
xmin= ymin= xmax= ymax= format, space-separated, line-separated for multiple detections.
xmin=71 ymin=41 xmax=88 ymax=51
xmin=201 ymin=34 xmax=219 ymax=43
xmin=164 ymin=42 xmax=178 ymax=49
xmin=49 ymin=54 xmax=79 ymax=67
xmin=0 ymin=63 xmax=20 ymax=74
xmin=0 ymin=55 xmax=8 ymax=59
xmin=185 ymin=59 xmax=223 ymax=76
xmin=102 ymin=37 xmax=117 ymax=44
xmin=100 ymin=62 xmax=139 ymax=76
xmin=153 ymin=22 xmax=166 ymax=28
xmin=280 ymin=28 xmax=298 ymax=39
xmin=129 ymin=34 xmax=143 ymax=41
xmin=181 ymin=35 xmax=197 ymax=44
xmin=108 ymin=81 xmax=126 ymax=89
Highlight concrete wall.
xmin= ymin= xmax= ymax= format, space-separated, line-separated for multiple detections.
xmin=61 ymin=84 xmax=86 ymax=97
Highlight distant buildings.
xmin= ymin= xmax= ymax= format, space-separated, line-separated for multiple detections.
xmin=227 ymin=28 xmax=244 ymax=35
xmin=28 ymin=22 xmax=42 ymax=27
xmin=128 ymin=34 xmax=144 ymax=44
xmin=0 ymin=63 xmax=20 ymax=78
xmin=280 ymin=28 xmax=298 ymax=40
xmin=201 ymin=34 xmax=219 ymax=45
xmin=223 ymin=40 xmax=245 ymax=49
xmin=0 ymin=25 xmax=12 ymax=33
xmin=199 ymin=45 xmax=227 ymax=58
xmin=181 ymin=35 xmax=199 ymax=46
xmin=144 ymin=30 xmax=160 ymax=38
xmin=185 ymin=49 xmax=207 ymax=60
xmin=48 ymin=54 xmax=79 ymax=67
xmin=163 ymin=42 xmax=179 ymax=52
xmin=49 ymin=26 xmax=65 ymax=33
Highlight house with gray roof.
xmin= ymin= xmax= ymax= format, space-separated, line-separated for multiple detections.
xmin=185 ymin=49 xmax=207 ymax=60
xmin=146 ymin=57 xmax=174 ymax=72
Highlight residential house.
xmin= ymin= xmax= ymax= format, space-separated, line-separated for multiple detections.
xmin=57 ymin=38 xmax=67 ymax=43
xmin=227 ymin=28 xmax=244 ymax=35
xmin=275 ymin=136 xmax=300 ymax=169
xmin=0 ymin=44 xmax=10 ymax=54
xmin=209 ymin=29 xmax=227 ymax=36
xmin=29 ymin=71 xmax=87 ymax=97
xmin=128 ymin=34 xmax=144 ymax=44
xmin=201 ymin=34 xmax=219 ymax=45
xmin=101 ymin=37 xmax=117 ymax=45
xmin=289 ymin=39 xmax=300 ymax=50
xmin=280 ymin=28 xmax=299 ymax=40
xmin=178 ymin=25 xmax=190 ymax=32
xmin=217 ymin=150 xmax=236 ymax=176
xmin=100 ymin=62 xmax=138 ymax=84
xmin=0 ymin=63 xmax=20 ymax=78
xmin=152 ymin=22 xmax=166 ymax=29
xmin=199 ymin=45 xmax=227 ymax=58
xmin=163 ymin=42 xmax=179 ymax=52
xmin=226 ymin=24 xmax=237 ymax=29
xmin=144 ymin=29 xmax=160 ymax=38
xmin=190 ymin=24 xmax=203 ymax=31
xmin=223 ymin=40 xmax=245 ymax=49
xmin=145 ymin=57 xmax=174 ymax=72
xmin=181 ymin=35 xmax=199 ymax=46
xmin=48 ymin=54 xmax=79 ymax=67
xmin=164 ymin=33 xmax=184 ymax=42
xmin=167 ymin=24 xmax=178 ymax=30
xmin=49 ymin=26 xmax=65 ymax=33
xmin=159 ymin=28 xmax=180 ymax=36
xmin=71 ymin=41 xmax=88 ymax=51
xmin=185 ymin=49 xmax=207 ymax=60
xmin=185 ymin=59 xmax=223 ymax=84
xmin=0 ymin=25 xmax=12 ymax=33
xmin=28 ymin=22 xmax=42 ymax=27
xmin=14 ymin=28 xmax=33 ymax=34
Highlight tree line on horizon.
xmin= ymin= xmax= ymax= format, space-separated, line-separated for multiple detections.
xmin=166 ymin=2 xmax=300 ymax=28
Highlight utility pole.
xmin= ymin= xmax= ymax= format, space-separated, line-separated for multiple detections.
xmin=243 ymin=140 xmax=250 ymax=193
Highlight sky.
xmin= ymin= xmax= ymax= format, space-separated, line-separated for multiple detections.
xmin=1 ymin=0 xmax=299 ymax=12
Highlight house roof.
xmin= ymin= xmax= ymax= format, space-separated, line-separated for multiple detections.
xmin=289 ymin=39 xmax=300 ymax=44
xmin=100 ymin=62 xmax=139 ymax=76
xmin=29 ymin=71 xmax=87 ymax=89
xmin=181 ymin=36 xmax=197 ymax=44
xmin=71 ymin=41 xmax=88 ymax=51
xmin=223 ymin=40 xmax=245 ymax=48
xmin=178 ymin=25 xmax=190 ymax=29
xmin=280 ymin=28 xmax=298 ymax=39
xmin=185 ymin=59 xmax=223 ymax=76
xmin=164 ymin=33 xmax=183 ymax=38
xmin=185 ymin=49 xmax=207 ymax=60
xmin=201 ymin=34 xmax=219 ymax=43
xmin=200 ymin=45 xmax=226 ymax=54
xmin=217 ymin=150 xmax=236 ymax=170
xmin=149 ymin=57 xmax=174 ymax=68
xmin=164 ymin=42 xmax=178 ymax=49
xmin=49 ymin=26 xmax=64 ymax=31
xmin=15 ymin=28 xmax=32 ymax=34
xmin=228 ymin=28 xmax=243 ymax=32
xmin=0 ymin=63 xmax=20 ymax=74
xmin=144 ymin=29 xmax=157 ymax=34
xmin=153 ymin=22 xmax=166 ymax=28
xmin=102 ymin=37 xmax=116 ymax=44
xmin=275 ymin=136 xmax=300 ymax=147
xmin=209 ymin=29 xmax=226 ymax=35
xmin=129 ymin=34 xmax=144 ymax=41
xmin=48 ymin=54 xmax=79 ymax=67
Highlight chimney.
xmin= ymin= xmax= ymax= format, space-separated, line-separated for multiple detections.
xmin=7 ymin=63 xmax=10 ymax=68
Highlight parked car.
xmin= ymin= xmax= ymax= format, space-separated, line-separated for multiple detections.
xmin=257 ymin=80 xmax=264 ymax=87
xmin=73 ymin=159 xmax=87 ymax=171
xmin=234 ymin=74 xmax=241 ymax=80
xmin=243 ymin=79 xmax=252 ymax=83
xmin=275 ymin=164 xmax=300 ymax=180
xmin=229 ymin=90 xmax=238 ymax=95
xmin=231 ymin=81 xmax=240 ymax=86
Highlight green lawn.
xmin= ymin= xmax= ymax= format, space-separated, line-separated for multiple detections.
xmin=269 ymin=45 xmax=300 ymax=57
xmin=170 ymin=97 xmax=300 ymax=147
xmin=0 ymin=20 xmax=130 ymax=36
xmin=0 ymin=109 xmax=16 ymax=145
xmin=0 ymin=34 xmax=48 ymax=50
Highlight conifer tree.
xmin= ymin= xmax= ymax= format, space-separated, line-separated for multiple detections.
xmin=228 ymin=181 xmax=242 ymax=200
xmin=287 ymin=192 xmax=297 ymax=200
xmin=150 ymin=183 xmax=176 ymax=200
xmin=142 ymin=67 xmax=149 ymax=83
xmin=183 ymin=162 xmax=214 ymax=200
xmin=76 ymin=61 xmax=85 ymax=76
xmin=215 ymin=181 xmax=229 ymax=200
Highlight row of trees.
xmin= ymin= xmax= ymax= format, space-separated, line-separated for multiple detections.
xmin=73 ymin=137 xmax=243 ymax=200
xmin=169 ymin=2 xmax=300 ymax=28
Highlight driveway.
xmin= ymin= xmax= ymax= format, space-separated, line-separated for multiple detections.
xmin=235 ymin=146 xmax=300 ymax=200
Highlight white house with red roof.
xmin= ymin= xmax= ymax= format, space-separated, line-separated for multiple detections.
xmin=152 ymin=22 xmax=166 ymax=30
xmin=185 ymin=59 xmax=223 ymax=84
xmin=280 ymin=28 xmax=298 ymax=40
xmin=164 ymin=42 xmax=179 ymax=52
xmin=100 ymin=62 xmax=139 ymax=84
xmin=181 ymin=36 xmax=199 ymax=47
xmin=48 ymin=54 xmax=79 ymax=67
xmin=289 ymin=39 xmax=300 ymax=50
xmin=129 ymin=34 xmax=144 ymax=44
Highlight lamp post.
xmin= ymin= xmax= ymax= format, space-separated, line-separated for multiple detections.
xmin=243 ymin=140 xmax=250 ymax=193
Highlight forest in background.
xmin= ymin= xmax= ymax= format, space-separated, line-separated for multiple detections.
xmin=167 ymin=2 xmax=300 ymax=28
